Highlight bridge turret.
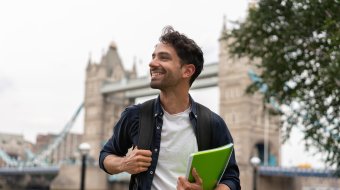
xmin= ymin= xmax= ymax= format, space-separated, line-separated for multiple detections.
xmin=86 ymin=52 xmax=92 ymax=71
xmin=83 ymin=42 xmax=134 ymax=165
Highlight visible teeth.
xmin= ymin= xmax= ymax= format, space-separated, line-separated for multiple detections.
xmin=151 ymin=72 xmax=162 ymax=77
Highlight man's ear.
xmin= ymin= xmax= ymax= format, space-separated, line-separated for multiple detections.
xmin=182 ymin=64 xmax=195 ymax=79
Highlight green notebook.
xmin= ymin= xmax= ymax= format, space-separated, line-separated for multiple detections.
xmin=185 ymin=143 xmax=234 ymax=190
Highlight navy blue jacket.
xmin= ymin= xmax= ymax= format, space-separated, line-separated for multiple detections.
xmin=99 ymin=95 xmax=240 ymax=190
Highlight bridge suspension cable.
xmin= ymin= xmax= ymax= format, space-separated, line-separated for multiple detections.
xmin=0 ymin=103 xmax=84 ymax=167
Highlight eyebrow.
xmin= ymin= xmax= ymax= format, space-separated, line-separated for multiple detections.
xmin=152 ymin=51 xmax=172 ymax=58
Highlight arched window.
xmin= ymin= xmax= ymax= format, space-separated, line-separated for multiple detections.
xmin=254 ymin=142 xmax=277 ymax=166
xmin=255 ymin=143 xmax=265 ymax=165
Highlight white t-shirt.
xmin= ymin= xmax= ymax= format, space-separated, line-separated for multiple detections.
xmin=151 ymin=107 xmax=198 ymax=190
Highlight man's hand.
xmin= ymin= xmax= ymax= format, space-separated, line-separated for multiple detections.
xmin=120 ymin=147 xmax=152 ymax=174
xmin=176 ymin=168 xmax=231 ymax=190
xmin=177 ymin=168 xmax=203 ymax=190
xmin=215 ymin=184 xmax=231 ymax=190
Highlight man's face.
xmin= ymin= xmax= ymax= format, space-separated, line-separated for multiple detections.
xmin=149 ymin=42 xmax=184 ymax=90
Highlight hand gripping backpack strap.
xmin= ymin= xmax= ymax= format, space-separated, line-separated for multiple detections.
xmin=196 ymin=103 xmax=212 ymax=151
xmin=137 ymin=98 xmax=155 ymax=150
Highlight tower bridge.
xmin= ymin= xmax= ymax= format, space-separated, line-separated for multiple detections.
xmin=1 ymin=26 xmax=339 ymax=190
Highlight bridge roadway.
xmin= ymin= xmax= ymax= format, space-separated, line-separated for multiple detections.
xmin=0 ymin=166 xmax=59 ymax=189
xmin=101 ymin=62 xmax=219 ymax=97
xmin=0 ymin=166 xmax=59 ymax=175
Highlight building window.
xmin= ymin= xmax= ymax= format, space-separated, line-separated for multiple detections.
xmin=255 ymin=143 xmax=265 ymax=165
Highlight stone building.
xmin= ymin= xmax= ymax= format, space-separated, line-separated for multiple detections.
xmin=34 ymin=132 xmax=83 ymax=164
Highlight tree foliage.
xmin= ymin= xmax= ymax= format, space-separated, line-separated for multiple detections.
xmin=228 ymin=0 xmax=340 ymax=172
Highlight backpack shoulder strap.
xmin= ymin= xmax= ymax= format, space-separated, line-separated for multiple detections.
xmin=138 ymin=99 xmax=212 ymax=151
xmin=137 ymin=98 xmax=155 ymax=150
xmin=196 ymin=103 xmax=212 ymax=151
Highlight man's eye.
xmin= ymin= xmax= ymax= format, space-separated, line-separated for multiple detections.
xmin=160 ymin=56 xmax=170 ymax=60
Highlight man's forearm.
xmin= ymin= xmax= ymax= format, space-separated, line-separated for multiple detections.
xmin=103 ymin=154 xmax=125 ymax=174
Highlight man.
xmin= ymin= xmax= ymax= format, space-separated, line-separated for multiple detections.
xmin=99 ymin=26 xmax=240 ymax=190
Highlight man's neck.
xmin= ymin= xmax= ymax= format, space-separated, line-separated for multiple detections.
xmin=160 ymin=91 xmax=190 ymax=114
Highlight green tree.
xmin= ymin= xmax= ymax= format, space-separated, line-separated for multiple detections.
xmin=227 ymin=0 xmax=340 ymax=172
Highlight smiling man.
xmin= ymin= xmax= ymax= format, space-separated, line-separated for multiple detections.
xmin=99 ymin=26 xmax=240 ymax=190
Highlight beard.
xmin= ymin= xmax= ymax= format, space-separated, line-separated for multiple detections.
xmin=150 ymin=80 xmax=163 ymax=89
xmin=149 ymin=76 xmax=179 ymax=90
xmin=149 ymin=67 xmax=182 ymax=90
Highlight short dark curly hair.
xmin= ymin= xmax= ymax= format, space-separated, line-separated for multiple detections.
xmin=159 ymin=26 xmax=204 ymax=86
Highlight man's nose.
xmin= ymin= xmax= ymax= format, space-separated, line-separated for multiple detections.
xmin=149 ymin=58 xmax=159 ymax=67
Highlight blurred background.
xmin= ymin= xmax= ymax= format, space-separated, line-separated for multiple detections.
xmin=0 ymin=0 xmax=339 ymax=189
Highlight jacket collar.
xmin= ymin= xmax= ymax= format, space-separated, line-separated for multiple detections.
xmin=153 ymin=94 xmax=198 ymax=118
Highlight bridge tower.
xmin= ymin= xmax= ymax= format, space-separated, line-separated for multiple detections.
xmin=218 ymin=21 xmax=281 ymax=189
xmin=84 ymin=42 xmax=136 ymax=161
xmin=52 ymin=42 xmax=137 ymax=190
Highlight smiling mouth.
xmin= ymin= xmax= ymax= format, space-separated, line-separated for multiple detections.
xmin=150 ymin=71 xmax=165 ymax=79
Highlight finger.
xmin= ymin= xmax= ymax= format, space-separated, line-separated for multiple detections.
xmin=129 ymin=155 xmax=152 ymax=167
xmin=129 ymin=150 xmax=152 ymax=163
xmin=135 ymin=147 xmax=153 ymax=156
xmin=127 ymin=159 xmax=152 ymax=174
xmin=135 ymin=154 xmax=152 ymax=162
xmin=128 ymin=166 xmax=149 ymax=174
xmin=135 ymin=160 xmax=152 ymax=168
xmin=131 ymin=148 xmax=152 ymax=160
xmin=178 ymin=176 xmax=186 ymax=183
xmin=136 ymin=166 xmax=149 ymax=173
xmin=192 ymin=168 xmax=203 ymax=185
xmin=177 ymin=178 xmax=183 ymax=190
xmin=130 ymin=154 xmax=153 ymax=166
xmin=125 ymin=160 xmax=150 ymax=174
xmin=178 ymin=177 xmax=190 ymax=190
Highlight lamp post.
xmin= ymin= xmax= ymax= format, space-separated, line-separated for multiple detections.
xmin=250 ymin=156 xmax=261 ymax=190
xmin=79 ymin=142 xmax=90 ymax=190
